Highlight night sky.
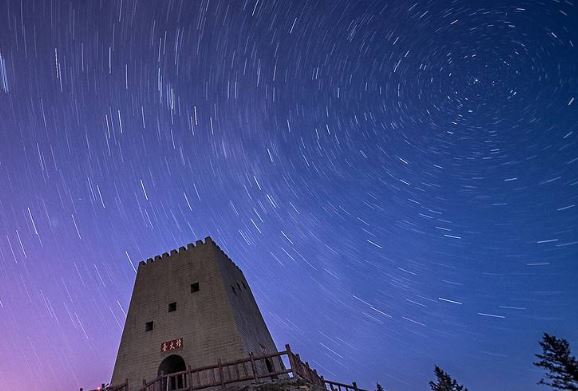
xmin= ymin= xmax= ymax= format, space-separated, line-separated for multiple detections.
xmin=0 ymin=1 xmax=577 ymax=390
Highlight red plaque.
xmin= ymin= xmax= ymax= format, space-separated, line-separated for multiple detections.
xmin=161 ymin=337 xmax=183 ymax=353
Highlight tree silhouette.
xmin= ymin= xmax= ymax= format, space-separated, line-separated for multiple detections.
xmin=534 ymin=333 xmax=578 ymax=390
xmin=429 ymin=366 xmax=468 ymax=391
xmin=375 ymin=383 xmax=384 ymax=391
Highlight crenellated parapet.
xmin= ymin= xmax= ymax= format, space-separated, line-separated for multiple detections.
xmin=136 ymin=236 xmax=241 ymax=270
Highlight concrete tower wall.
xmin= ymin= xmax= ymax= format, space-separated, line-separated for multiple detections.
xmin=110 ymin=237 xmax=279 ymax=389
xmin=215 ymin=257 xmax=279 ymax=356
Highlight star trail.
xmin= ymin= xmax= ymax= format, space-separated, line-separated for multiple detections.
xmin=0 ymin=1 xmax=577 ymax=390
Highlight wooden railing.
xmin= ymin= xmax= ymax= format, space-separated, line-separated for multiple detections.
xmin=86 ymin=344 xmax=365 ymax=391
xmin=142 ymin=344 xmax=294 ymax=391
xmin=324 ymin=380 xmax=362 ymax=391
xmin=81 ymin=380 xmax=128 ymax=391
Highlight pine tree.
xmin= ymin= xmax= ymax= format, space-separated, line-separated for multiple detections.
xmin=534 ymin=333 xmax=578 ymax=390
xmin=375 ymin=383 xmax=384 ymax=391
xmin=429 ymin=366 xmax=468 ymax=391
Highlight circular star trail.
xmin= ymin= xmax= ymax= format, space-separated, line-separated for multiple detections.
xmin=0 ymin=1 xmax=577 ymax=390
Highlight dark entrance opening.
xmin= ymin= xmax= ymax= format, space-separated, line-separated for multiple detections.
xmin=265 ymin=358 xmax=278 ymax=380
xmin=265 ymin=358 xmax=274 ymax=372
xmin=158 ymin=355 xmax=187 ymax=390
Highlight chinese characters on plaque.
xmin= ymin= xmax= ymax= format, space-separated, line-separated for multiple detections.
xmin=161 ymin=337 xmax=183 ymax=353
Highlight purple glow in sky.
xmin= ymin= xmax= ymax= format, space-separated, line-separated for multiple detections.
xmin=0 ymin=1 xmax=577 ymax=390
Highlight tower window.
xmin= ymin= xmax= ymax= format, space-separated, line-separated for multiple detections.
xmin=191 ymin=282 xmax=199 ymax=293
xmin=145 ymin=321 xmax=154 ymax=332
xmin=242 ymin=281 xmax=247 ymax=289
xmin=237 ymin=282 xmax=242 ymax=291
xmin=232 ymin=286 xmax=237 ymax=295
xmin=168 ymin=302 xmax=177 ymax=312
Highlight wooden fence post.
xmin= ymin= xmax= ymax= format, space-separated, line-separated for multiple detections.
xmin=295 ymin=354 xmax=303 ymax=377
xmin=218 ymin=359 xmax=225 ymax=388
xmin=285 ymin=344 xmax=297 ymax=375
xmin=249 ymin=352 xmax=259 ymax=383
xmin=305 ymin=361 xmax=313 ymax=382
xmin=233 ymin=362 xmax=240 ymax=381
xmin=313 ymin=369 xmax=321 ymax=385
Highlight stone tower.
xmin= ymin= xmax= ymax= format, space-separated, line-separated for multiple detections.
xmin=110 ymin=237 xmax=280 ymax=389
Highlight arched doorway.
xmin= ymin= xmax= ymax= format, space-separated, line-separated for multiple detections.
xmin=158 ymin=355 xmax=187 ymax=390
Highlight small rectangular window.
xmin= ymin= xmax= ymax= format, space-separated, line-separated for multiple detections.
xmin=168 ymin=302 xmax=177 ymax=312
xmin=145 ymin=321 xmax=154 ymax=332
xmin=231 ymin=286 xmax=237 ymax=295
xmin=191 ymin=282 xmax=199 ymax=293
